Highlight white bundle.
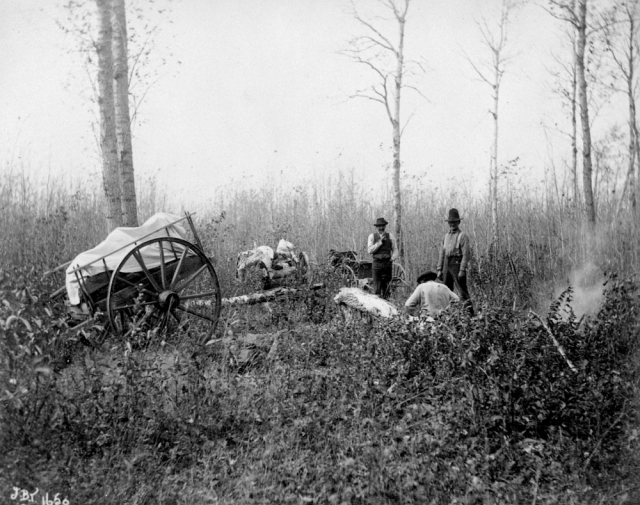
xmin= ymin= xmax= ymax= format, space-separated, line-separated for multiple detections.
xmin=333 ymin=287 xmax=399 ymax=319
xmin=276 ymin=239 xmax=296 ymax=259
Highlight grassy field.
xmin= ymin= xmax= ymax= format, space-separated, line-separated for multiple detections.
xmin=0 ymin=169 xmax=639 ymax=504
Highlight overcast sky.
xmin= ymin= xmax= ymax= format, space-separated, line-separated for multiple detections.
xmin=0 ymin=0 xmax=625 ymax=208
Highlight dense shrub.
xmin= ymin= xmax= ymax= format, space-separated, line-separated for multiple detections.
xmin=0 ymin=266 xmax=638 ymax=503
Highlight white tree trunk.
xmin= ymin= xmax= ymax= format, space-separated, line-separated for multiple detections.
xmin=627 ymin=9 xmax=637 ymax=212
xmin=576 ymin=0 xmax=596 ymax=226
xmin=95 ymin=0 xmax=122 ymax=230
xmin=111 ymin=0 xmax=138 ymax=227
xmin=491 ymin=73 xmax=500 ymax=250
xmin=571 ymin=33 xmax=579 ymax=205
xmin=393 ymin=2 xmax=407 ymax=266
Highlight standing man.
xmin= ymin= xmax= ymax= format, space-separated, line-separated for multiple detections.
xmin=368 ymin=217 xmax=398 ymax=299
xmin=437 ymin=208 xmax=475 ymax=316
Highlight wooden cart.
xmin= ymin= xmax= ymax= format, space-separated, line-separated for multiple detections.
xmin=329 ymin=250 xmax=408 ymax=295
xmin=47 ymin=213 xmax=222 ymax=342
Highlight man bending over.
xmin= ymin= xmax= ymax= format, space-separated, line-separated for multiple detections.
xmin=405 ymin=271 xmax=459 ymax=316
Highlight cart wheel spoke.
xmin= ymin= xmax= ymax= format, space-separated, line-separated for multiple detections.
xmin=132 ymin=250 xmax=163 ymax=293
xmin=174 ymin=264 xmax=208 ymax=292
xmin=111 ymin=273 xmax=157 ymax=298
xmin=174 ymin=304 xmax=217 ymax=323
xmin=169 ymin=309 xmax=182 ymax=323
xmin=111 ymin=299 xmax=158 ymax=312
xmin=159 ymin=242 xmax=167 ymax=290
xmin=169 ymin=247 xmax=190 ymax=290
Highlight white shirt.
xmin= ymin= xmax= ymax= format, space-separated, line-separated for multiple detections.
xmin=405 ymin=281 xmax=459 ymax=314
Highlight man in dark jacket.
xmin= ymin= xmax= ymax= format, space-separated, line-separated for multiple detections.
xmin=436 ymin=208 xmax=475 ymax=316
xmin=368 ymin=217 xmax=398 ymax=299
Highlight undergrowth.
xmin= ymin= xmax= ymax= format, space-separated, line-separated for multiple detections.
xmin=1 ymin=261 xmax=637 ymax=503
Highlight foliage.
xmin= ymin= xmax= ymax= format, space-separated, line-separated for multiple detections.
xmin=1 ymin=257 xmax=638 ymax=503
xmin=1 ymin=170 xmax=639 ymax=503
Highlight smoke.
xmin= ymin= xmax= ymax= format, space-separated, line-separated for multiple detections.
xmin=557 ymin=262 xmax=605 ymax=319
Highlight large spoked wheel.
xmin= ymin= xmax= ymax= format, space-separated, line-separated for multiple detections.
xmin=107 ymin=237 xmax=222 ymax=344
xmin=336 ymin=264 xmax=357 ymax=288
xmin=390 ymin=262 xmax=409 ymax=294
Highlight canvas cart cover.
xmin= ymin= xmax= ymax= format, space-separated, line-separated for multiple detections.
xmin=65 ymin=213 xmax=187 ymax=305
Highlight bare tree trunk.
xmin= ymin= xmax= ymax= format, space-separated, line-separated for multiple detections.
xmin=393 ymin=2 xmax=406 ymax=265
xmin=490 ymin=62 xmax=500 ymax=249
xmin=95 ymin=0 xmax=122 ymax=230
xmin=346 ymin=0 xmax=412 ymax=266
xmin=627 ymin=80 xmax=637 ymax=211
xmin=635 ymin=119 xmax=640 ymax=214
xmin=628 ymin=9 xmax=638 ymax=212
xmin=576 ymin=0 xmax=596 ymax=226
xmin=466 ymin=0 xmax=512 ymax=251
xmin=112 ymin=0 xmax=138 ymax=227
xmin=571 ymin=33 xmax=579 ymax=205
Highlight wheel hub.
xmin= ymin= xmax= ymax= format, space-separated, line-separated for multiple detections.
xmin=158 ymin=290 xmax=180 ymax=310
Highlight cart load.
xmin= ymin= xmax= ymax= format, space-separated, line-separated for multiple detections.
xmin=66 ymin=213 xmax=187 ymax=305
xmin=49 ymin=212 xmax=221 ymax=342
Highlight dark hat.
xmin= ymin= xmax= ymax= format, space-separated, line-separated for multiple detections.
xmin=445 ymin=208 xmax=462 ymax=222
xmin=417 ymin=271 xmax=437 ymax=283
xmin=373 ymin=217 xmax=388 ymax=226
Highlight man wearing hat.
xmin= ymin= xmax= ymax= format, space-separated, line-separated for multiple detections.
xmin=436 ymin=208 xmax=475 ymax=316
xmin=405 ymin=271 xmax=459 ymax=316
xmin=368 ymin=217 xmax=398 ymax=298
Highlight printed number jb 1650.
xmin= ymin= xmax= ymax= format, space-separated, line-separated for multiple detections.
xmin=10 ymin=487 xmax=70 ymax=505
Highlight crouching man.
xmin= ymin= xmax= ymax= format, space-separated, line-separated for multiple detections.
xmin=404 ymin=271 xmax=459 ymax=316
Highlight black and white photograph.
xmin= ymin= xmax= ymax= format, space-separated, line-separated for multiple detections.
xmin=1 ymin=0 xmax=638 ymax=503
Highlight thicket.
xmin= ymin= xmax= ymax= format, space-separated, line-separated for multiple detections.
xmin=0 ymin=169 xmax=638 ymax=503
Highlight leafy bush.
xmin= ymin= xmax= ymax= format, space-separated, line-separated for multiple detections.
xmin=1 ymin=249 xmax=637 ymax=503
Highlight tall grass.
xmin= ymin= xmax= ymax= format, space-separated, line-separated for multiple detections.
xmin=2 ymin=166 xmax=638 ymax=290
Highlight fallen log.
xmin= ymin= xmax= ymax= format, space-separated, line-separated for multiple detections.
xmin=220 ymin=283 xmax=325 ymax=307
xmin=529 ymin=310 xmax=578 ymax=373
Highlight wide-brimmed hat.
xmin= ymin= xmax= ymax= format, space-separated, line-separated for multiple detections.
xmin=445 ymin=208 xmax=462 ymax=222
xmin=373 ymin=217 xmax=388 ymax=227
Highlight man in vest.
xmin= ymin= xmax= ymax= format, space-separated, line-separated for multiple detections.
xmin=436 ymin=208 xmax=475 ymax=316
xmin=368 ymin=217 xmax=398 ymax=299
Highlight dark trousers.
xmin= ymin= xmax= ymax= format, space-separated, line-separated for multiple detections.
xmin=443 ymin=256 xmax=475 ymax=316
xmin=372 ymin=260 xmax=392 ymax=299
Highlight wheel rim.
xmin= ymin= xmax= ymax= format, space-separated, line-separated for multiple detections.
xmin=337 ymin=264 xmax=356 ymax=288
xmin=107 ymin=237 xmax=221 ymax=343
xmin=390 ymin=263 xmax=408 ymax=292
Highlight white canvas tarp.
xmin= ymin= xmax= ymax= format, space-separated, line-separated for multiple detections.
xmin=66 ymin=213 xmax=188 ymax=305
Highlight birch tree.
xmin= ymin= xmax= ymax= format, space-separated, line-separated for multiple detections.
xmin=548 ymin=0 xmax=597 ymax=226
xmin=576 ymin=0 xmax=597 ymax=226
xmin=600 ymin=0 xmax=640 ymax=214
xmin=548 ymin=0 xmax=580 ymax=205
xmin=63 ymin=0 xmax=154 ymax=229
xmin=465 ymin=0 xmax=520 ymax=251
xmin=345 ymin=0 xmax=418 ymax=266
xmin=95 ymin=0 xmax=122 ymax=230
xmin=112 ymin=0 xmax=138 ymax=226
